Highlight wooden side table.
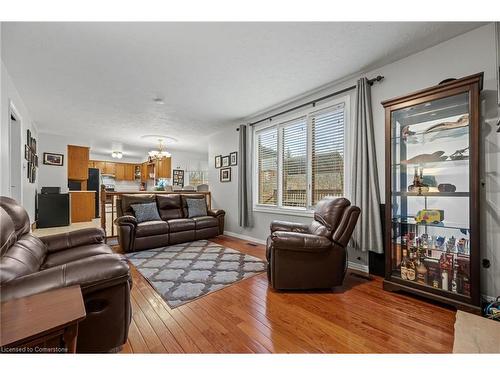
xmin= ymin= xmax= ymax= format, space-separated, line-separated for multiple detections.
xmin=0 ymin=285 xmax=86 ymax=353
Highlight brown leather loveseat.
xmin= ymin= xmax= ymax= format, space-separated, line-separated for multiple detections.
xmin=114 ymin=193 xmax=225 ymax=253
xmin=266 ymin=197 xmax=360 ymax=290
xmin=0 ymin=196 xmax=132 ymax=353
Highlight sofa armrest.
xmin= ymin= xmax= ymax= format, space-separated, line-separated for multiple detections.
xmin=114 ymin=215 xmax=137 ymax=227
xmin=39 ymin=227 xmax=105 ymax=253
xmin=0 ymin=254 xmax=131 ymax=302
xmin=271 ymin=231 xmax=331 ymax=252
xmin=270 ymin=220 xmax=310 ymax=234
xmin=207 ymin=208 xmax=225 ymax=217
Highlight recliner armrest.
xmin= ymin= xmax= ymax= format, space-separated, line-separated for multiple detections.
xmin=270 ymin=220 xmax=310 ymax=234
xmin=207 ymin=208 xmax=225 ymax=217
xmin=114 ymin=215 xmax=138 ymax=227
xmin=271 ymin=231 xmax=331 ymax=252
xmin=40 ymin=227 xmax=105 ymax=253
xmin=0 ymin=253 xmax=131 ymax=302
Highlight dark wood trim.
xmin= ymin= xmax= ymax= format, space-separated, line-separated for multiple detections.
xmin=381 ymin=73 xmax=483 ymax=107
xmin=382 ymin=73 xmax=483 ymax=309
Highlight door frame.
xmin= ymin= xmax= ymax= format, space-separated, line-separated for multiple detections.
xmin=8 ymin=100 xmax=23 ymax=204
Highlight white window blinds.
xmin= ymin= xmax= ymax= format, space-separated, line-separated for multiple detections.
xmin=282 ymin=117 xmax=307 ymax=208
xmin=311 ymin=104 xmax=345 ymax=205
xmin=257 ymin=128 xmax=278 ymax=205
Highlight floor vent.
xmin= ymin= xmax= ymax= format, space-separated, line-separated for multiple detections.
xmin=246 ymin=242 xmax=258 ymax=247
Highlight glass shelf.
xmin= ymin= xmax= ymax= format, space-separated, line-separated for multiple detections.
xmin=391 ymin=125 xmax=469 ymax=144
xmin=394 ymin=191 xmax=469 ymax=197
xmin=392 ymin=217 xmax=469 ymax=230
xmin=392 ymin=158 xmax=469 ymax=168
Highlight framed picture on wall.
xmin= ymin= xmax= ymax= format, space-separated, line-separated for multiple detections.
xmin=229 ymin=151 xmax=237 ymax=166
xmin=220 ymin=167 xmax=231 ymax=182
xmin=222 ymin=155 xmax=230 ymax=167
xmin=24 ymin=145 xmax=29 ymax=161
xmin=215 ymin=155 xmax=222 ymax=168
xmin=43 ymin=152 xmax=64 ymax=166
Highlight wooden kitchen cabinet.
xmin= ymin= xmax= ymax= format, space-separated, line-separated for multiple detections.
xmin=93 ymin=160 xmax=106 ymax=171
xmin=115 ymin=163 xmax=125 ymax=180
xmin=103 ymin=162 xmax=116 ymax=175
xmin=88 ymin=161 xmax=94 ymax=168
xmin=141 ymin=162 xmax=148 ymax=182
xmin=124 ymin=164 xmax=135 ymax=181
xmin=155 ymin=157 xmax=171 ymax=179
xmin=67 ymin=145 xmax=89 ymax=181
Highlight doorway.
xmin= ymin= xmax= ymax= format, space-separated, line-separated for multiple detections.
xmin=9 ymin=106 xmax=22 ymax=203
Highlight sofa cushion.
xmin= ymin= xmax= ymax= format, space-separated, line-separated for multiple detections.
xmin=135 ymin=221 xmax=169 ymax=238
xmin=120 ymin=194 xmax=155 ymax=217
xmin=192 ymin=216 xmax=218 ymax=230
xmin=156 ymin=194 xmax=184 ymax=221
xmin=41 ymin=243 xmax=112 ymax=269
xmin=181 ymin=194 xmax=206 ymax=217
xmin=0 ymin=234 xmax=47 ymax=284
xmin=167 ymin=218 xmax=195 ymax=233
xmin=186 ymin=198 xmax=208 ymax=218
xmin=130 ymin=202 xmax=162 ymax=223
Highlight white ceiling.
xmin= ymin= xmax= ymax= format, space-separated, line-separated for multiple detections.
xmin=1 ymin=22 xmax=484 ymax=156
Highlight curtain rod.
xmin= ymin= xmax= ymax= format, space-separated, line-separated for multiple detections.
xmin=248 ymin=75 xmax=384 ymax=127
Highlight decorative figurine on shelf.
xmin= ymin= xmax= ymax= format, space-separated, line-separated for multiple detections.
xmin=435 ymin=236 xmax=446 ymax=251
xmin=457 ymin=238 xmax=469 ymax=255
xmin=425 ymin=113 xmax=469 ymax=133
xmin=415 ymin=209 xmax=444 ymax=224
xmin=401 ymin=125 xmax=416 ymax=143
xmin=446 ymin=236 xmax=456 ymax=253
xmin=438 ymin=183 xmax=457 ymax=192
xmin=401 ymin=151 xmax=448 ymax=165
xmin=449 ymin=146 xmax=469 ymax=160
xmin=408 ymin=167 xmax=429 ymax=193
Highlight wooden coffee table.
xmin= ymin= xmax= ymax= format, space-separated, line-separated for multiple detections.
xmin=0 ymin=285 xmax=86 ymax=353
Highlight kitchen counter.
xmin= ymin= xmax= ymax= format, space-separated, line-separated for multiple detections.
xmin=68 ymin=190 xmax=96 ymax=193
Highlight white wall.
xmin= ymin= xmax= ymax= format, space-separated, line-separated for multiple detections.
xmin=209 ymin=23 xmax=500 ymax=298
xmin=1 ymin=60 xmax=39 ymax=222
xmin=38 ymin=133 xmax=70 ymax=192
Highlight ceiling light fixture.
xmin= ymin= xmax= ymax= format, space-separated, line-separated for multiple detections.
xmin=111 ymin=151 xmax=123 ymax=159
xmin=153 ymin=97 xmax=165 ymax=105
xmin=148 ymin=139 xmax=171 ymax=160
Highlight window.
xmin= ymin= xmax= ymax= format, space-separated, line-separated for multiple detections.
xmin=254 ymin=98 xmax=347 ymax=213
xmin=257 ymin=128 xmax=278 ymax=205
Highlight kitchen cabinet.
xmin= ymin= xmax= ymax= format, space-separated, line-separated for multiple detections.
xmin=141 ymin=162 xmax=148 ymax=182
xmin=67 ymin=145 xmax=89 ymax=181
xmin=103 ymin=162 xmax=116 ymax=175
xmin=93 ymin=160 xmax=106 ymax=171
xmin=88 ymin=161 xmax=94 ymax=168
xmin=124 ymin=164 xmax=136 ymax=181
xmin=115 ymin=163 xmax=125 ymax=180
xmin=155 ymin=157 xmax=171 ymax=179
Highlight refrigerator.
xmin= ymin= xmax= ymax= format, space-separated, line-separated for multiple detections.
xmin=87 ymin=168 xmax=100 ymax=218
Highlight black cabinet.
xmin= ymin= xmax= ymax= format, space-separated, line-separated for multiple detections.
xmin=37 ymin=193 xmax=70 ymax=228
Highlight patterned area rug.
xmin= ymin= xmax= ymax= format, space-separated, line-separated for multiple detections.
xmin=125 ymin=240 xmax=267 ymax=308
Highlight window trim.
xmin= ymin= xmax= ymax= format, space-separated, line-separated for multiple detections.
xmin=253 ymin=95 xmax=350 ymax=215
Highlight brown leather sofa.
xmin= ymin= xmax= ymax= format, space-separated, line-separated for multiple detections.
xmin=115 ymin=193 xmax=225 ymax=253
xmin=0 ymin=196 xmax=132 ymax=353
xmin=266 ymin=197 xmax=360 ymax=290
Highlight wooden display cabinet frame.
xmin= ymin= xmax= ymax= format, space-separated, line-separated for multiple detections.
xmin=381 ymin=73 xmax=483 ymax=311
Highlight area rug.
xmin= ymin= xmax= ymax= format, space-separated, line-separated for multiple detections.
xmin=453 ymin=310 xmax=500 ymax=353
xmin=125 ymin=240 xmax=267 ymax=308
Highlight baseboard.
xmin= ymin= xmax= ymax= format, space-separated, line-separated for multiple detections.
xmin=348 ymin=261 xmax=369 ymax=273
xmin=223 ymin=231 xmax=267 ymax=245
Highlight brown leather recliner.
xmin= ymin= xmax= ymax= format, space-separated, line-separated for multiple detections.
xmin=0 ymin=196 xmax=132 ymax=353
xmin=266 ymin=197 xmax=360 ymax=290
xmin=114 ymin=193 xmax=225 ymax=253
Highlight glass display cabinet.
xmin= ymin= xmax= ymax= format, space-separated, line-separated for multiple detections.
xmin=382 ymin=73 xmax=483 ymax=310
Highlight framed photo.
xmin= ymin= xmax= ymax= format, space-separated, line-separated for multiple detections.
xmin=26 ymin=129 xmax=31 ymax=148
xmin=173 ymin=169 xmax=185 ymax=187
xmin=34 ymin=154 xmax=38 ymax=167
xmin=230 ymin=151 xmax=237 ymax=166
xmin=43 ymin=152 xmax=64 ymax=166
xmin=31 ymin=138 xmax=36 ymax=153
xmin=215 ymin=155 xmax=222 ymax=169
xmin=220 ymin=167 xmax=231 ymax=182
xmin=27 ymin=161 xmax=32 ymax=180
xmin=222 ymin=155 xmax=230 ymax=167
xmin=24 ymin=145 xmax=30 ymax=160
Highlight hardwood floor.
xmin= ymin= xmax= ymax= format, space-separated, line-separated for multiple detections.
xmin=117 ymin=235 xmax=456 ymax=353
